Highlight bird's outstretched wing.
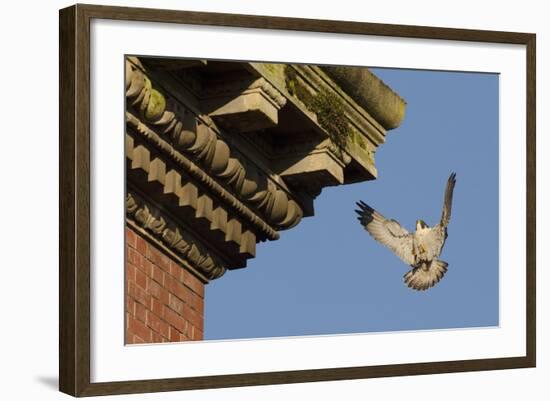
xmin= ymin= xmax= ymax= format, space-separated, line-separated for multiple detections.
xmin=420 ymin=173 xmax=457 ymax=262
xmin=440 ymin=173 xmax=457 ymax=227
xmin=403 ymin=260 xmax=448 ymax=291
xmin=355 ymin=201 xmax=416 ymax=266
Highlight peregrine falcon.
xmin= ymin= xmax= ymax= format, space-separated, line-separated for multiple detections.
xmin=355 ymin=173 xmax=457 ymax=291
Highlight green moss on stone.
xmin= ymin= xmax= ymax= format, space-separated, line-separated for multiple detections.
xmin=310 ymin=89 xmax=349 ymax=149
xmin=262 ymin=63 xmax=278 ymax=74
xmin=144 ymin=76 xmax=152 ymax=91
xmin=145 ymin=89 xmax=166 ymax=121
xmin=284 ymin=65 xmax=351 ymax=150
xmin=284 ymin=66 xmax=315 ymax=108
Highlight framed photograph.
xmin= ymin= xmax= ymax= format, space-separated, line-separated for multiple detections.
xmin=59 ymin=4 xmax=536 ymax=397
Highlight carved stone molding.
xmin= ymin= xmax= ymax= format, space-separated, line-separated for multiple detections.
xmin=126 ymin=121 xmax=279 ymax=242
xmin=126 ymin=130 xmax=272 ymax=269
xmin=126 ymin=192 xmax=226 ymax=280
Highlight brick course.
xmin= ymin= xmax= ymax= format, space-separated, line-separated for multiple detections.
xmin=125 ymin=226 xmax=205 ymax=344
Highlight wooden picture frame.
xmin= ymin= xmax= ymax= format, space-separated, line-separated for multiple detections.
xmin=59 ymin=3 xmax=536 ymax=397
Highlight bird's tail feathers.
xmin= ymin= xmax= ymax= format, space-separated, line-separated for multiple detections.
xmin=403 ymin=260 xmax=448 ymax=291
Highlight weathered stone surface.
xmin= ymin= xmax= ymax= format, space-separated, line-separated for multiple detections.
xmin=321 ymin=65 xmax=406 ymax=130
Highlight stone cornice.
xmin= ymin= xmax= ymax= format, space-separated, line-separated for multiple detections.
xmin=126 ymin=192 xmax=226 ymax=280
xmin=321 ymin=65 xmax=406 ymax=130
xmin=300 ymin=65 xmax=387 ymax=146
xmin=248 ymin=62 xmax=387 ymax=181
xmin=124 ymin=55 xmax=406 ymax=279
xmin=126 ymin=59 xmax=303 ymax=232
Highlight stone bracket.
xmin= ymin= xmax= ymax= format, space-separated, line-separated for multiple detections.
xmin=202 ymin=77 xmax=287 ymax=133
xmin=275 ymin=146 xmax=346 ymax=189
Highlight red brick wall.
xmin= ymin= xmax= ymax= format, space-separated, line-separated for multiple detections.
xmin=125 ymin=226 xmax=205 ymax=344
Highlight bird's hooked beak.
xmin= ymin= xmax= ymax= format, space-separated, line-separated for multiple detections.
xmin=416 ymin=219 xmax=428 ymax=230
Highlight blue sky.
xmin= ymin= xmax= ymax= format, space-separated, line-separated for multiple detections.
xmin=204 ymin=67 xmax=499 ymax=340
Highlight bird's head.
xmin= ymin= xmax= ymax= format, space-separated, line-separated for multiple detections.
xmin=416 ymin=219 xmax=429 ymax=230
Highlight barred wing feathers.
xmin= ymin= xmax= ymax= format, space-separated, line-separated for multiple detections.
xmin=355 ymin=201 xmax=416 ymax=266
xmin=422 ymin=172 xmax=457 ymax=261
xmin=440 ymin=172 xmax=456 ymax=228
